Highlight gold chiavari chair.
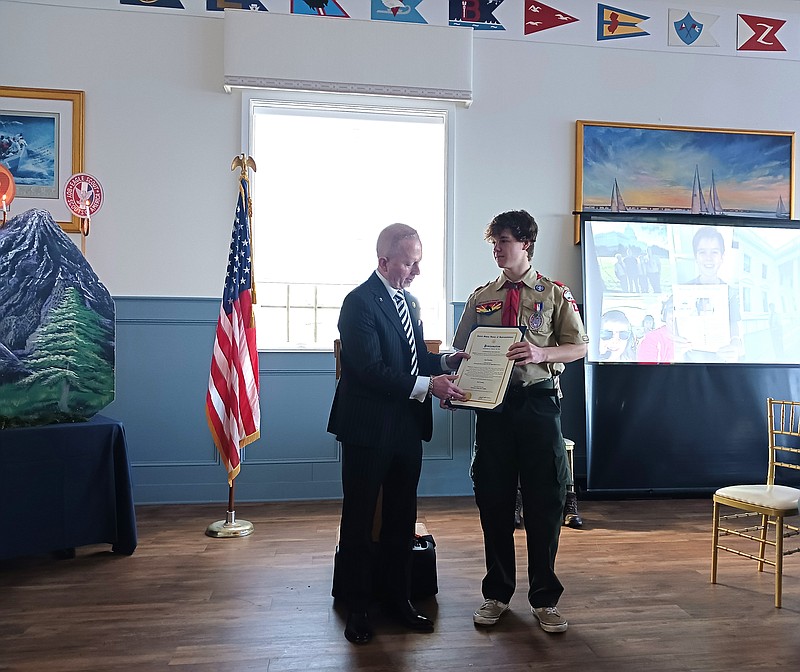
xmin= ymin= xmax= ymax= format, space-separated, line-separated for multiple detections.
xmin=711 ymin=397 xmax=800 ymax=607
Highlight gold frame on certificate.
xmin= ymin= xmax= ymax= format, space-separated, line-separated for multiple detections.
xmin=574 ymin=120 xmax=795 ymax=244
xmin=0 ymin=86 xmax=85 ymax=233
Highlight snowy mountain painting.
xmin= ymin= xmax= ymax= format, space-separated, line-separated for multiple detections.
xmin=0 ymin=209 xmax=115 ymax=427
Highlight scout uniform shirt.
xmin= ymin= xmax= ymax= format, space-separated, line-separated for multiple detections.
xmin=453 ymin=267 xmax=589 ymax=386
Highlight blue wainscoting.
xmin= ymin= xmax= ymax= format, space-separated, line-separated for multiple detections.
xmin=106 ymin=297 xmax=476 ymax=504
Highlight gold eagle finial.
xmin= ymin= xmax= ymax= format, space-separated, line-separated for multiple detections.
xmin=231 ymin=153 xmax=257 ymax=179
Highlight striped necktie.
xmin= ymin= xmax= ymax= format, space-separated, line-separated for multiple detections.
xmin=394 ymin=291 xmax=418 ymax=375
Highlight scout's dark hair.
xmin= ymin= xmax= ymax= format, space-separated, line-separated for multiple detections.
xmin=485 ymin=210 xmax=538 ymax=260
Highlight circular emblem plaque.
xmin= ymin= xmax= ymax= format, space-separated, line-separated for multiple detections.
xmin=64 ymin=173 xmax=104 ymax=218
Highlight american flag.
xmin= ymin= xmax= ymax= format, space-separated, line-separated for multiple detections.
xmin=205 ymin=176 xmax=260 ymax=484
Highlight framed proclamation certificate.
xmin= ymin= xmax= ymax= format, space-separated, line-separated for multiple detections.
xmin=450 ymin=326 xmax=525 ymax=412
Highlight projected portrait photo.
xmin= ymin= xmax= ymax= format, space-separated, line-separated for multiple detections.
xmin=584 ymin=216 xmax=799 ymax=365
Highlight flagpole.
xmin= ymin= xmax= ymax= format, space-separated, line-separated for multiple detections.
xmin=205 ymin=153 xmax=259 ymax=539
xmin=205 ymin=480 xmax=254 ymax=538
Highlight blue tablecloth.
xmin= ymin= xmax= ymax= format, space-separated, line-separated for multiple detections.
xmin=0 ymin=415 xmax=137 ymax=559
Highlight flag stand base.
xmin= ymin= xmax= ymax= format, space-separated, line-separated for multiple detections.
xmin=205 ymin=510 xmax=254 ymax=538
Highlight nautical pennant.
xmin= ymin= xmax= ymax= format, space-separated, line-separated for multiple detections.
xmin=450 ymin=0 xmax=505 ymax=32
xmin=669 ymin=9 xmax=719 ymax=47
xmin=206 ymin=0 xmax=268 ymax=10
xmin=371 ymin=0 xmax=425 ymax=24
xmin=737 ymin=14 xmax=786 ymax=52
xmin=524 ymin=2 xmax=578 ymax=36
xmin=292 ymin=0 xmax=349 ymax=17
xmin=597 ymin=4 xmax=649 ymax=41
xmin=120 ymin=0 xmax=184 ymax=7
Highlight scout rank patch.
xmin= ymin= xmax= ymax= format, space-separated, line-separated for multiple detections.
xmin=554 ymin=279 xmax=580 ymax=313
xmin=529 ymin=302 xmax=544 ymax=331
xmin=476 ymin=300 xmax=502 ymax=315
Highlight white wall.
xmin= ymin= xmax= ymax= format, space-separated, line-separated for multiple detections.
xmin=4 ymin=0 xmax=800 ymax=317
xmin=3 ymin=1 xmax=238 ymax=298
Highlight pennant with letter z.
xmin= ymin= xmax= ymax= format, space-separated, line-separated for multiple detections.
xmin=737 ymin=14 xmax=786 ymax=52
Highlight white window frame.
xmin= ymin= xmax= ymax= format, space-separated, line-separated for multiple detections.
xmin=242 ymin=89 xmax=456 ymax=352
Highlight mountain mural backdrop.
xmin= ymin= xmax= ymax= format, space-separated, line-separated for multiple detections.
xmin=0 ymin=209 xmax=115 ymax=427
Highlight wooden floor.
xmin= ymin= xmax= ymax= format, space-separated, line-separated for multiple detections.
xmin=1 ymin=497 xmax=799 ymax=671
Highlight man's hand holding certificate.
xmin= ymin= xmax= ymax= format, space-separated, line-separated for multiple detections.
xmin=448 ymin=326 xmax=524 ymax=411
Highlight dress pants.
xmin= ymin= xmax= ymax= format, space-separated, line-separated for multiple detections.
xmin=338 ymin=420 xmax=422 ymax=611
xmin=472 ymin=387 xmax=570 ymax=607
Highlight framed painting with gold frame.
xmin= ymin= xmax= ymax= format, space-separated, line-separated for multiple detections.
xmin=0 ymin=86 xmax=85 ymax=233
xmin=574 ymin=120 xmax=795 ymax=244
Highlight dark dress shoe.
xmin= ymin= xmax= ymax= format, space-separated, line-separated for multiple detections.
xmin=385 ymin=599 xmax=434 ymax=632
xmin=563 ymin=491 xmax=584 ymax=529
xmin=344 ymin=611 xmax=373 ymax=645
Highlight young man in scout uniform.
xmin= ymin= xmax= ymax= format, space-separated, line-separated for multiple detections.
xmin=453 ymin=210 xmax=588 ymax=633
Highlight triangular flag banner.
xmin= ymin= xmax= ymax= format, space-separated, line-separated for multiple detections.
xmin=597 ymin=4 xmax=649 ymax=41
xmin=524 ymin=2 xmax=578 ymax=36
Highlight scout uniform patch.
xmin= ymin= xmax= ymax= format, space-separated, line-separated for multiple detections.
xmin=476 ymin=300 xmax=502 ymax=315
xmin=562 ymin=288 xmax=579 ymax=312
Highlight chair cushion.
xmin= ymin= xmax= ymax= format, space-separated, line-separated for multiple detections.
xmin=715 ymin=484 xmax=800 ymax=511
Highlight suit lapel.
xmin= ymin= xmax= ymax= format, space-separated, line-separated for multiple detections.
xmin=405 ymin=292 xmax=424 ymax=348
xmin=369 ymin=275 xmax=408 ymax=342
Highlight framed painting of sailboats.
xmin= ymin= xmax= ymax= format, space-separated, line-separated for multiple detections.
xmin=574 ymin=121 xmax=795 ymax=244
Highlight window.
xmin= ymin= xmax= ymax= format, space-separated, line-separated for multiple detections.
xmin=248 ymin=96 xmax=450 ymax=350
xmin=743 ymin=253 xmax=751 ymax=273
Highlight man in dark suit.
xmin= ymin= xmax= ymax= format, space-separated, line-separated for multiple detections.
xmin=328 ymin=223 xmax=468 ymax=645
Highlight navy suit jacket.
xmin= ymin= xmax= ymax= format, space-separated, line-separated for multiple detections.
xmin=328 ymin=272 xmax=444 ymax=446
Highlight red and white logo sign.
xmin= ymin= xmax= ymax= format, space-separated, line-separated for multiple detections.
xmin=64 ymin=173 xmax=104 ymax=217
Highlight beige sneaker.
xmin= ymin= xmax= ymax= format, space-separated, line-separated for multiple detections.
xmin=473 ymin=598 xmax=509 ymax=626
xmin=531 ymin=606 xmax=568 ymax=633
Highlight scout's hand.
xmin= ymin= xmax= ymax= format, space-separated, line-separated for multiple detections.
xmin=507 ymin=341 xmax=547 ymax=365
xmin=444 ymin=351 xmax=470 ymax=371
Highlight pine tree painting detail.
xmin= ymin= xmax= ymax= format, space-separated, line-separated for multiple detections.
xmin=0 ymin=209 xmax=115 ymax=427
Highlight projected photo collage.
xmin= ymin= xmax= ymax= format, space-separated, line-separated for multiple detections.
xmin=584 ymin=219 xmax=800 ymax=365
